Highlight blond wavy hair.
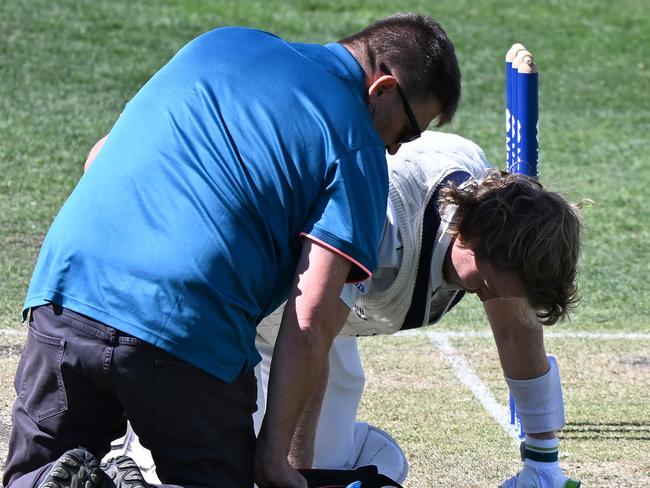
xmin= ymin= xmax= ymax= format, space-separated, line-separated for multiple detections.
xmin=440 ymin=170 xmax=583 ymax=325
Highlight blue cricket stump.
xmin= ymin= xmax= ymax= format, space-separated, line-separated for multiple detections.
xmin=509 ymin=392 xmax=526 ymax=440
xmin=507 ymin=43 xmax=540 ymax=440
xmin=505 ymin=43 xmax=524 ymax=170
xmin=505 ymin=44 xmax=539 ymax=177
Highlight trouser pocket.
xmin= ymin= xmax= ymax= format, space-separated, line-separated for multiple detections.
xmin=16 ymin=325 xmax=68 ymax=422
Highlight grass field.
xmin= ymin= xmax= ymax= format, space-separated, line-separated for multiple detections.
xmin=1 ymin=328 xmax=649 ymax=486
xmin=358 ymin=331 xmax=650 ymax=486
xmin=1 ymin=0 xmax=649 ymax=486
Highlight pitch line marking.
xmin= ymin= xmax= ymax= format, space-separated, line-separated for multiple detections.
xmin=426 ymin=331 xmax=522 ymax=444
xmin=423 ymin=329 xmax=650 ymax=445
xmin=398 ymin=329 xmax=650 ymax=340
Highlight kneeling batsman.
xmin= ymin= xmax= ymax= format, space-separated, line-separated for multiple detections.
xmin=113 ymin=131 xmax=583 ymax=487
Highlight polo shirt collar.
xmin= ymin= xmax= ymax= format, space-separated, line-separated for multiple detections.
xmin=431 ymin=207 xmax=462 ymax=291
xmin=324 ymin=42 xmax=365 ymax=95
xmin=431 ymin=230 xmax=456 ymax=290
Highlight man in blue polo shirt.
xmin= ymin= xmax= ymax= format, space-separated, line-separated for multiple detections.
xmin=4 ymin=13 xmax=461 ymax=488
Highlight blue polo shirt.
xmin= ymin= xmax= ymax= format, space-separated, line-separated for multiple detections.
xmin=24 ymin=27 xmax=388 ymax=382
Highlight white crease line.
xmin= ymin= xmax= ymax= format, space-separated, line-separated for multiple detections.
xmin=426 ymin=331 xmax=522 ymax=444
xmin=397 ymin=329 xmax=650 ymax=340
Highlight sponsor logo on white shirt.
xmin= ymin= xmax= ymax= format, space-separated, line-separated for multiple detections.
xmin=353 ymin=304 xmax=368 ymax=320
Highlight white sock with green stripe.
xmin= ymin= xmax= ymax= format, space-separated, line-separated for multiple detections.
xmin=523 ymin=435 xmax=560 ymax=468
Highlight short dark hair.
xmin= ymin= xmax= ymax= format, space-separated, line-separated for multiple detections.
xmin=439 ymin=170 xmax=583 ymax=325
xmin=339 ymin=13 xmax=461 ymax=127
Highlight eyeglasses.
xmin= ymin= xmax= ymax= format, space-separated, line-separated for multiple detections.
xmin=379 ymin=63 xmax=421 ymax=144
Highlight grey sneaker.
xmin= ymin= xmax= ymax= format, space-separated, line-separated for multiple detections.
xmin=39 ymin=447 xmax=107 ymax=488
xmin=100 ymin=456 xmax=150 ymax=488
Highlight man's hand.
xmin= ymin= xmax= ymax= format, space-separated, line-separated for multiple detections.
xmin=501 ymin=464 xmax=580 ymax=488
xmin=254 ymin=454 xmax=307 ymax=488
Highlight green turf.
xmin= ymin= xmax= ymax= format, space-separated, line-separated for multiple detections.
xmin=358 ymin=333 xmax=650 ymax=487
xmin=2 ymin=330 xmax=648 ymax=486
xmin=2 ymin=4 xmax=649 ymax=485
xmin=2 ymin=0 xmax=648 ymax=329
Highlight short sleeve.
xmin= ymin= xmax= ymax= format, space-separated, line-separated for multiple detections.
xmin=301 ymin=145 xmax=388 ymax=283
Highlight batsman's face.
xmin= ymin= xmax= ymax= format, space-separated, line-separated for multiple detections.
xmin=446 ymin=236 xmax=525 ymax=302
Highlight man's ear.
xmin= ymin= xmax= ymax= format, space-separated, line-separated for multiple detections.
xmin=367 ymin=74 xmax=396 ymax=99
xmin=457 ymin=234 xmax=479 ymax=252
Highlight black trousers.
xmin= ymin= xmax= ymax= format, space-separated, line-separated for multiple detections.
xmin=3 ymin=304 xmax=257 ymax=488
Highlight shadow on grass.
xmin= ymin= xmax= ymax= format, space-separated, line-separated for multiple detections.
xmin=561 ymin=422 xmax=650 ymax=440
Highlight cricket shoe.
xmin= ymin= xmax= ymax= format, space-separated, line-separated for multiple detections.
xmin=39 ymin=447 xmax=108 ymax=488
xmin=104 ymin=425 xmax=160 ymax=484
xmin=101 ymin=455 xmax=150 ymax=488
